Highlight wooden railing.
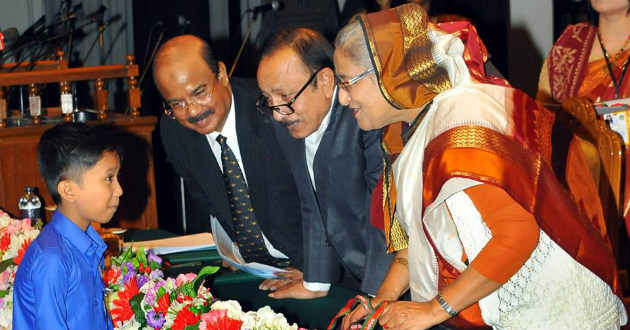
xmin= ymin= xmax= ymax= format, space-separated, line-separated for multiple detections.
xmin=0 ymin=53 xmax=141 ymax=126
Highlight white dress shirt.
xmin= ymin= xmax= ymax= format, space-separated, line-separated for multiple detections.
xmin=205 ymin=94 xmax=288 ymax=260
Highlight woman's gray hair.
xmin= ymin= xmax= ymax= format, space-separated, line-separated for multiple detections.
xmin=334 ymin=19 xmax=373 ymax=71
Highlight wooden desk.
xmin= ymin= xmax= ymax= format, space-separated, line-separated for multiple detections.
xmin=0 ymin=116 xmax=158 ymax=229
xmin=123 ymin=229 xmax=360 ymax=330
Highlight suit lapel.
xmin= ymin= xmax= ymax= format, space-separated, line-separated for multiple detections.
xmin=233 ymin=87 xmax=271 ymax=234
xmin=313 ymin=100 xmax=343 ymax=223
xmin=187 ymin=131 xmax=233 ymax=230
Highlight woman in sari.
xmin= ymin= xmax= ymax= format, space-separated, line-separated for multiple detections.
xmin=537 ymin=0 xmax=630 ymax=103
xmin=334 ymin=3 xmax=627 ymax=329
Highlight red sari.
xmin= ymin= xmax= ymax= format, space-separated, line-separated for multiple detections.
xmin=539 ymin=22 xmax=630 ymax=240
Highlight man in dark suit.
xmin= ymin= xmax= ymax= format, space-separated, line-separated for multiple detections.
xmin=153 ymin=35 xmax=303 ymax=270
xmin=256 ymin=28 xmax=393 ymax=299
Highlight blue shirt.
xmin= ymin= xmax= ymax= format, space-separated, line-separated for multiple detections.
xmin=13 ymin=211 xmax=114 ymax=330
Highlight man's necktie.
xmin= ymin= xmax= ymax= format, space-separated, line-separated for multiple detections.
xmin=216 ymin=135 xmax=277 ymax=265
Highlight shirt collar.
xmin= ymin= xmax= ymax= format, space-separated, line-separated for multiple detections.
xmin=49 ymin=210 xmax=107 ymax=258
xmin=305 ymin=86 xmax=337 ymax=143
xmin=208 ymin=92 xmax=237 ymax=141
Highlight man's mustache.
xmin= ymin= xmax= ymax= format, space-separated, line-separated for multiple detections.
xmin=187 ymin=109 xmax=215 ymax=124
xmin=280 ymin=119 xmax=299 ymax=127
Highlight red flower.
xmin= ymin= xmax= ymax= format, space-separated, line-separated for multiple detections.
xmin=154 ymin=293 xmax=171 ymax=314
xmin=103 ymin=267 xmax=121 ymax=286
xmin=201 ymin=309 xmax=243 ymax=330
xmin=13 ymin=238 xmax=32 ymax=265
xmin=171 ymin=306 xmax=201 ymax=330
xmin=0 ymin=232 xmax=10 ymax=251
xmin=110 ymin=277 xmax=139 ymax=324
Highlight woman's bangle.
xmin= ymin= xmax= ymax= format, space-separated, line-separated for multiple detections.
xmin=393 ymin=257 xmax=408 ymax=267
xmin=436 ymin=293 xmax=459 ymax=317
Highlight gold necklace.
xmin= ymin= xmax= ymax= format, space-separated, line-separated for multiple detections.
xmin=597 ymin=28 xmax=630 ymax=98
xmin=597 ymin=28 xmax=630 ymax=69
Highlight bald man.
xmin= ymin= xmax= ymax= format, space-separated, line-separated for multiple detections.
xmin=153 ymin=35 xmax=304 ymax=275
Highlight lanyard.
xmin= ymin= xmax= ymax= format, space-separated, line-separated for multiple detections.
xmin=597 ymin=31 xmax=630 ymax=99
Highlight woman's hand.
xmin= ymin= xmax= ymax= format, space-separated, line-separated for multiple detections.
xmin=378 ymin=301 xmax=438 ymax=330
xmin=341 ymin=302 xmax=370 ymax=330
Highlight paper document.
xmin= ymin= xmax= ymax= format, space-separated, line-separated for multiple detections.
xmin=210 ymin=216 xmax=288 ymax=279
xmin=123 ymin=232 xmax=216 ymax=255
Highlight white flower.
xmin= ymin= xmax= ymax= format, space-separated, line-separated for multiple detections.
xmin=240 ymin=311 xmax=260 ymax=330
xmin=253 ymin=306 xmax=297 ymax=330
xmin=115 ymin=319 xmax=142 ymax=330
xmin=211 ymin=300 xmax=244 ymax=319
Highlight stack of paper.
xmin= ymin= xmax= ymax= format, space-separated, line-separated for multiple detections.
xmin=211 ymin=217 xmax=288 ymax=279
xmin=123 ymin=232 xmax=216 ymax=255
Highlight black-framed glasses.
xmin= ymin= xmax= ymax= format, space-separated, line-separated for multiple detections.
xmin=163 ymin=76 xmax=217 ymax=119
xmin=256 ymin=67 xmax=324 ymax=115
xmin=336 ymin=68 xmax=374 ymax=92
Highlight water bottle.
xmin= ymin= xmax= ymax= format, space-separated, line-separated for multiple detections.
xmin=19 ymin=187 xmax=42 ymax=225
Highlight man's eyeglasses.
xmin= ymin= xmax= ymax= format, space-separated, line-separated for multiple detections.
xmin=256 ymin=68 xmax=324 ymax=116
xmin=336 ymin=68 xmax=374 ymax=92
xmin=163 ymin=76 xmax=217 ymax=119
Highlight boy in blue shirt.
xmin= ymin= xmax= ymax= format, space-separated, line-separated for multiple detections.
xmin=13 ymin=123 xmax=123 ymax=330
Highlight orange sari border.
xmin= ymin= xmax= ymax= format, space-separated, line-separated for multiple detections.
xmin=423 ymin=125 xmax=620 ymax=297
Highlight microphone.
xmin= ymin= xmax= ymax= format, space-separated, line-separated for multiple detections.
xmin=250 ymin=1 xmax=284 ymax=14
xmin=0 ymin=28 xmax=19 ymax=51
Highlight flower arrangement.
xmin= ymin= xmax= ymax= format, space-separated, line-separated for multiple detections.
xmin=105 ymin=247 xmax=300 ymax=330
xmin=0 ymin=209 xmax=301 ymax=330
xmin=0 ymin=210 xmax=41 ymax=330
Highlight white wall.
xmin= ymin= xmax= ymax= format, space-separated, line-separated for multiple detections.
xmin=508 ymin=0 xmax=554 ymax=96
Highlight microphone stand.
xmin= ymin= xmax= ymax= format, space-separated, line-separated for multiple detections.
xmin=228 ymin=10 xmax=258 ymax=78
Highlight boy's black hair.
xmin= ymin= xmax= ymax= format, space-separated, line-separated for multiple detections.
xmin=37 ymin=123 xmax=124 ymax=204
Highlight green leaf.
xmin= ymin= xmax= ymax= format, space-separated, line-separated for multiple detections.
xmin=129 ymin=292 xmax=147 ymax=328
xmin=192 ymin=266 xmax=220 ymax=293
xmin=137 ymin=246 xmax=148 ymax=265
xmin=131 ymin=258 xmax=140 ymax=269
xmin=0 ymin=258 xmax=15 ymax=273
xmin=0 ymin=289 xmax=9 ymax=298
xmin=184 ymin=322 xmax=201 ymax=330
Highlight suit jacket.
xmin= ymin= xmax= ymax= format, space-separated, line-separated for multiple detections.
xmin=274 ymin=98 xmax=393 ymax=295
xmin=159 ymin=78 xmax=303 ymax=268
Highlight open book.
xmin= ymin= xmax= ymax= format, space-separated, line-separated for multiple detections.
xmin=123 ymin=232 xmax=216 ymax=255
xmin=211 ymin=216 xmax=289 ymax=279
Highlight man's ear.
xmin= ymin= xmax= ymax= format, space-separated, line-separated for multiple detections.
xmin=321 ymin=67 xmax=336 ymax=99
xmin=57 ymin=180 xmax=77 ymax=202
xmin=217 ymin=62 xmax=229 ymax=86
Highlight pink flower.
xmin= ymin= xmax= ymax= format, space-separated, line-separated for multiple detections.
xmin=175 ymin=273 xmax=196 ymax=286
xmin=6 ymin=220 xmax=22 ymax=235
xmin=199 ymin=309 xmax=242 ymax=330
xmin=20 ymin=218 xmax=32 ymax=231
xmin=0 ymin=270 xmax=11 ymax=290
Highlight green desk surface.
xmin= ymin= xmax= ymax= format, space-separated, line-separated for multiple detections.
xmin=121 ymin=229 xmax=361 ymax=329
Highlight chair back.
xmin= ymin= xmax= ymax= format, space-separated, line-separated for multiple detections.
xmin=560 ymin=97 xmax=624 ymax=261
